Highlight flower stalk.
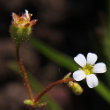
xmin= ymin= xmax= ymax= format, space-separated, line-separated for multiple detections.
xmin=16 ymin=45 xmax=35 ymax=101
xmin=34 ymin=78 xmax=74 ymax=104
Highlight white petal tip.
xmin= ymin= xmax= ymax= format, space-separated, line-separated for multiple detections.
xmin=74 ymin=53 xmax=86 ymax=67
xmin=93 ymin=63 xmax=107 ymax=73
xmin=25 ymin=10 xmax=29 ymax=18
xmin=87 ymin=52 xmax=98 ymax=65
xmin=25 ymin=9 xmax=28 ymax=13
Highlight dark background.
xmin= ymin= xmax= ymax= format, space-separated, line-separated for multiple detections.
xmin=0 ymin=0 xmax=109 ymax=110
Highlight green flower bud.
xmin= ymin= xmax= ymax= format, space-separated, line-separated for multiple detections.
xmin=10 ymin=10 xmax=37 ymax=46
xmin=10 ymin=25 xmax=32 ymax=45
xmin=24 ymin=99 xmax=34 ymax=106
xmin=68 ymin=81 xmax=83 ymax=95
xmin=24 ymin=99 xmax=47 ymax=108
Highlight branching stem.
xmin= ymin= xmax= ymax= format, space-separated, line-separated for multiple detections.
xmin=34 ymin=78 xmax=74 ymax=103
xmin=16 ymin=45 xmax=74 ymax=105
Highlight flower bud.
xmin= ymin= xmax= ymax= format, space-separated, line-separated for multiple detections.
xmin=24 ymin=99 xmax=47 ymax=108
xmin=10 ymin=10 xmax=37 ymax=46
xmin=24 ymin=99 xmax=34 ymax=106
xmin=63 ymin=72 xmax=72 ymax=79
xmin=68 ymin=81 xmax=83 ymax=95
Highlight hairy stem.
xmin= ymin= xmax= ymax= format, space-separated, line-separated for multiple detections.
xmin=34 ymin=78 xmax=74 ymax=103
xmin=16 ymin=45 xmax=34 ymax=101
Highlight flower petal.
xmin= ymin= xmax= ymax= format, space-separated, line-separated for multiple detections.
xmin=93 ymin=63 xmax=107 ymax=73
xmin=86 ymin=74 xmax=98 ymax=88
xmin=73 ymin=70 xmax=86 ymax=81
xmin=25 ymin=10 xmax=30 ymax=19
xmin=87 ymin=52 xmax=98 ymax=65
xmin=74 ymin=54 xmax=86 ymax=67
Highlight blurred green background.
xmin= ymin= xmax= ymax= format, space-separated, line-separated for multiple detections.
xmin=0 ymin=0 xmax=110 ymax=110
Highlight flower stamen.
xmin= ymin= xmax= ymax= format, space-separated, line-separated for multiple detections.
xmin=82 ymin=64 xmax=93 ymax=75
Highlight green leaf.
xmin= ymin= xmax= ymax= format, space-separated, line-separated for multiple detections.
xmin=95 ymin=81 xmax=110 ymax=103
xmin=101 ymin=0 xmax=110 ymax=86
xmin=30 ymin=38 xmax=78 ymax=71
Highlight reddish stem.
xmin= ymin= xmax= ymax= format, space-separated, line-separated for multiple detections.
xmin=34 ymin=78 xmax=74 ymax=103
xmin=16 ymin=45 xmax=34 ymax=101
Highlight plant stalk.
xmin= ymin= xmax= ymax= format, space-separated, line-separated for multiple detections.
xmin=34 ymin=78 xmax=74 ymax=103
xmin=16 ymin=45 xmax=35 ymax=101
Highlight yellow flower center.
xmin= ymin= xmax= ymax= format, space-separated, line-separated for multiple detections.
xmin=82 ymin=64 xmax=93 ymax=75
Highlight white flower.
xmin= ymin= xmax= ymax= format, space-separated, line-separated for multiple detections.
xmin=73 ymin=52 xmax=107 ymax=88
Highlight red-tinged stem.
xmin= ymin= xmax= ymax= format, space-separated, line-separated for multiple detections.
xmin=16 ymin=45 xmax=35 ymax=101
xmin=34 ymin=78 xmax=74 ymax=103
